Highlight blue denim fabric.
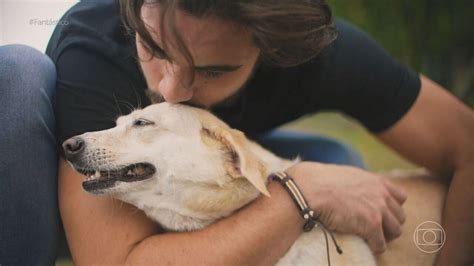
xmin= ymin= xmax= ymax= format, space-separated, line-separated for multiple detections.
xmin=0 ymin=44 xmax=59 ymax=266
xmin=0 ymin=44 xmax=365 ymax=266
xmin=255 ymin=130 xmax=366 ymax=169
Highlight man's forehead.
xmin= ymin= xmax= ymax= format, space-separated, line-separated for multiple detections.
xmin=179 ymin=16 xmax=246 ymax=47
xmin=142 ymin=5 xmax=255 ymax=65
xmin=178 ymin=16 xmax=254 ymax=64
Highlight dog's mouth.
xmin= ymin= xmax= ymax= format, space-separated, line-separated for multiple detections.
xmin=77 ymin=163 xmax=156 ymax=192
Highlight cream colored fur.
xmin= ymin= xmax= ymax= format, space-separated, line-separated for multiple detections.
xmin=69 ymin=103 xmax=447 ymax=265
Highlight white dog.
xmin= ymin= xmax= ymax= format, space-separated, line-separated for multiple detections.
xmin=63 ymin=103 xmax=447 ymax=265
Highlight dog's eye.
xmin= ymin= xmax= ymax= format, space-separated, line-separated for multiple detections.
xmin=133 ymin=119 xmax=154 ymax=127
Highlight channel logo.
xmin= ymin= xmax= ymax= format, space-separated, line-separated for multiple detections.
xmin=413 ymin=221 xmax=446 ymax=253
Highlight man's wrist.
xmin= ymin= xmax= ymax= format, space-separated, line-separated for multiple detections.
xmin=268 ymin=169 xmax=344 ymax=261
xmin=268 ymin=171 xmax=319 ymax=232
xmin=261 ymin=180 xmax=306 ymax=229
xmin=285 ymin=161 xmax=327 ymax=213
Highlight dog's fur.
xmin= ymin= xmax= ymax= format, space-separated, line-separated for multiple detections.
xmin=65 ymin=103 xmax=447 ymax=265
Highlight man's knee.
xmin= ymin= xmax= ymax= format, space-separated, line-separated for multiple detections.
xmin=0 ymin=44 xmax=57 ymax=134
xmin=0 ymin=44 xmax=56 ymax=103
xmin=254 ymin=130 xmax=366 ymax=168
xmin=315 ymin=137 xmax=366 ymax=168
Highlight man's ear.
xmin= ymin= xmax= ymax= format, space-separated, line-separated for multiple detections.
xmin=201 ymin=125 xmax=270 ymax=197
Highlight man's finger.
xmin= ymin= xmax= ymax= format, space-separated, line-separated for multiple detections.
xmin=382 ymin=207 xmax=402 ymax=242
xmin=383 ymin=179 xmax=407 ymax=204
xmin=366 ymin=226 xmax=386 ymax=254
xmin=387 ymin=196 xmax=406 ymax=224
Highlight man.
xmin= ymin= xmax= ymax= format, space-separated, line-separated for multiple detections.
xmin=1 ymin=0 xmax=472 ymax=265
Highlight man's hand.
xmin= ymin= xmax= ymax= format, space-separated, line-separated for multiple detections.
xmin=287 ymin=161 xmax=407 ymax=254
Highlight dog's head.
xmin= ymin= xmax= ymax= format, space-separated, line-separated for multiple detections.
xmin=63 ymin=103 xmax=277 ymax=230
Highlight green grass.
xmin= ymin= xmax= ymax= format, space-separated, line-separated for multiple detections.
xmin=282 ymin=112 xmax=418 ymax=171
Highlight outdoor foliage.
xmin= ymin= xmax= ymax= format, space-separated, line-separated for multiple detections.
xmin=329 ymin=0 xmax=474 ymax=106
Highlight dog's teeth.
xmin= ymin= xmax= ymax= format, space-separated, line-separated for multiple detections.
xmin=95 ymin=170 xmax=101 ymax=178
xmin=135 ymin=166 xmax=145 ymax=175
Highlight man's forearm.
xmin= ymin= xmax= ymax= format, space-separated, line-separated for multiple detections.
xmin=436 ymin=165 xmax=474 ymax=266
xmin=126 ymin=181 xmax=304 ymax=265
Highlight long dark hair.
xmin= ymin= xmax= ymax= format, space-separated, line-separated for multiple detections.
xmin=120 ymin=0 xmax=337 ymax=68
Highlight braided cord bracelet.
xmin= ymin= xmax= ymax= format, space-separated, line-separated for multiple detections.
xmin=269 ymin=171 xmax=343 ymax=266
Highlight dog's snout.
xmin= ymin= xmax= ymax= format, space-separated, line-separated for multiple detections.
xmin=62 ymin=137 xmax=85 ymax=159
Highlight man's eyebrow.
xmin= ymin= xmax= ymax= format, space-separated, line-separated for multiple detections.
xmin=194 ymin=64 xmax=242 ymax=72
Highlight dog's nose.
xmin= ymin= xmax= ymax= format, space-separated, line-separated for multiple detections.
xmin=62 ymin=137 xmax=85 ymax=159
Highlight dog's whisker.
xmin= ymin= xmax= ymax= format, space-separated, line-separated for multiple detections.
xmin=133 ymin=87 xmax=143 ymax=110
xmin=113 ymin=93 xmax=139 ymax=115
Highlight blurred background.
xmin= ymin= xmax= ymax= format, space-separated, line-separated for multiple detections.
xmin=0 ymin=0 xmax=78 ymax=50
xmin=330 ymin=0 xmax=474 ymax=107
xmin=1 ymin=0 xmax=472 ymax=264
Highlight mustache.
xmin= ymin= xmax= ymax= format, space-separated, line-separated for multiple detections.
xmin=145 ymin=89 xmax=165 ymax=104
xmin=145 ymin=88 xmax=208 ymax=109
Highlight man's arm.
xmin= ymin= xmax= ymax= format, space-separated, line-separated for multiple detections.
xmin=60 ymin=148 xmax=410 ymax=264
xmin=58 ymin=158 xmax=304 ymax=265
xmin=377 ymin=75 xmax=474 ymax=265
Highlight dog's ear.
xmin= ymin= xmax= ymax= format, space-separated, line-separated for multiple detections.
xmin=201 ymin=125 xmax=270 ymax=197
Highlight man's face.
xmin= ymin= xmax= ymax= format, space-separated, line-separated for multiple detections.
xmin=137 ymin=3 xmax=260 ymax=108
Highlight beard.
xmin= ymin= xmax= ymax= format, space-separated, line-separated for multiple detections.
xmin=144 ymin=86 xmax=244 ymax=110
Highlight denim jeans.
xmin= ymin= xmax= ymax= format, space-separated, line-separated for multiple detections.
xmin=0 ymin=44 xmax=59 ymax=266
xmin=0 ymin=44 xmax=365 ymax=266
xmin=255 ymin=130 xmax=366 ymax=168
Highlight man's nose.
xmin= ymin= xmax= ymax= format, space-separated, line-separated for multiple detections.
xmin=158 ymin=66 xmax=194 ymax=103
